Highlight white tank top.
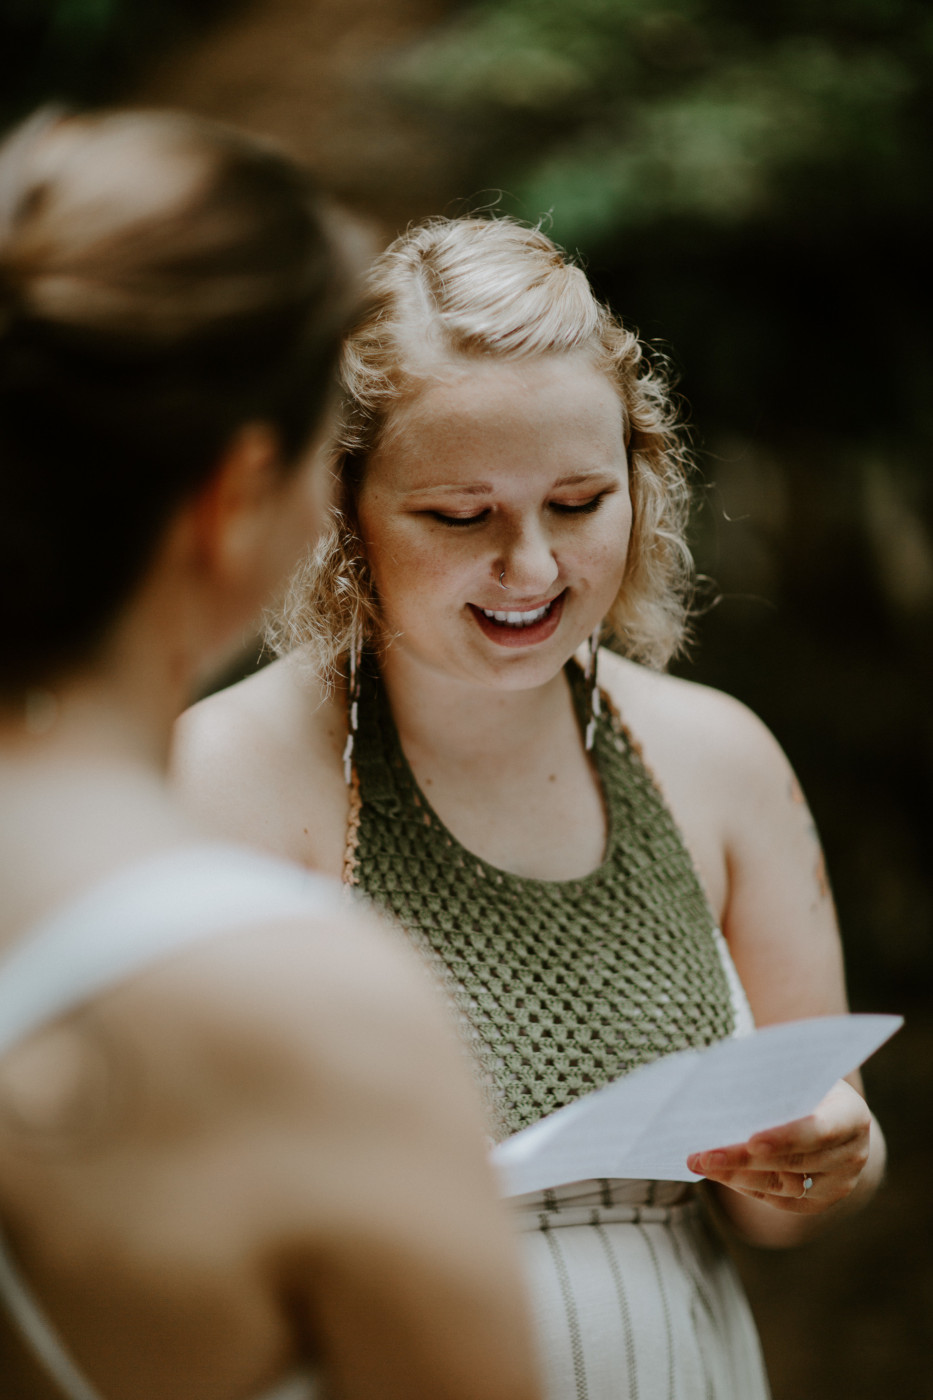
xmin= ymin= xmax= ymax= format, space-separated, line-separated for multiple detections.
xmin=0 ymin=842 xmax=343 ymax=1400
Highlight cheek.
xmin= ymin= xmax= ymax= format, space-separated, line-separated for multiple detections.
xmin=357 ymin=513 xmax=436 ymax=622
xmin=573 ymin=500 xmax=633 ymax=585
xmin=616 ymin=506 xmax=634 ymax=576
xmin=359 ymin=495 xmax=469 ymax=595
xmin=368 ymin=530 xmax=472 ymax=606
xmin=592 ymin=540 xmax=631 ymax=597
xmin=359 ymin=515 xmax=413 ymax=588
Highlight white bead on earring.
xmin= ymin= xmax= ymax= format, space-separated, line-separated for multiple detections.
xmin=341 ymin=628 xmax=363 ymax=787
xmin=583 ymin=625 xmax=601 ymax=752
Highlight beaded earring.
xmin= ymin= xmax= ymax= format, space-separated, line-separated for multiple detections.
xmin=583 ymin=624 xmax=602 ymax=752
xmin=341 ymin=626 xmax=363 ymax=786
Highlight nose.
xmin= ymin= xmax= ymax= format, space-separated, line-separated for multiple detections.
xmin=499 ymin=518 xmax=560 ymax=598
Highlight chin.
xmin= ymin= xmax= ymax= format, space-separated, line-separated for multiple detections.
xmin=476 ymin=639 xmax=581 ymax=689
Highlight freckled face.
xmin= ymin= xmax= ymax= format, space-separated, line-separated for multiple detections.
xmin=355 ymin=353 xmax=632 ymax=690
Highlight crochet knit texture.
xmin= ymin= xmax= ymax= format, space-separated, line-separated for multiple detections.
xmin=347 ymin=659 xmax=736 ymax=1139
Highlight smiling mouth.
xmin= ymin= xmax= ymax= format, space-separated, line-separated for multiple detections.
xmin=468 ymin=589 xmax=566 ymax=645
xmin=480 ymin=599 xmax=555 ymax=628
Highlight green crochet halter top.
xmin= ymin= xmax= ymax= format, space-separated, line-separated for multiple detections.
xmin=345 ymin=657 xmax=738 ymax=1139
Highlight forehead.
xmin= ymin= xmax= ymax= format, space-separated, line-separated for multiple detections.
xmin=372 ymin=353 xmax=626 ymax=485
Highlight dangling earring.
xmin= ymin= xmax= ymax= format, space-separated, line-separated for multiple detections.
xmin=583 ymin=625 xmax=602 ymax=752
xmin=342 ymin=625 xmax=363 ymax=787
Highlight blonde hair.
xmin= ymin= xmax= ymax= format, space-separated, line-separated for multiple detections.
xmin=267 ymin=216 xmax=694 ymax=679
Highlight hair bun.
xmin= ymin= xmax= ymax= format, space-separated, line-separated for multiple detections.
xmin=0 ymin=108 xmax=67 ymax=342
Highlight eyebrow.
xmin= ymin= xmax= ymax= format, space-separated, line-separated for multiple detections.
xmin=399 ymin=472 xmax=619 ymax=500
xmin=552 ymin=472 xmax=619 ymax=488
xmin=399 ymin=482 xmax=495 ymax=499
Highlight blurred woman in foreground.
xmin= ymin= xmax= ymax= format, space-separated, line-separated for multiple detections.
xmin=0 ymin=112 xmax=540 ymax=1400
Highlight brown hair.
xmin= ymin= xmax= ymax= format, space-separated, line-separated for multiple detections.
xmin=0 ymin=107 xmax=349 ymax=697
xmin=267 ymin=215 xmax=694 ymax=681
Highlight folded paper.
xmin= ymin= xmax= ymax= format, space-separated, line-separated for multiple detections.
xmin=492 ymin=1014 xmax=902 ymax=1196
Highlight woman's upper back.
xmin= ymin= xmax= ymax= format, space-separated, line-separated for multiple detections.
xmin=0 ymin=800 xmax=538 ymax=1400
xmin=0 ymin=837 xmax=382 ymax=1399
xmin=0 ymin=843 xmax=338 ymax=1400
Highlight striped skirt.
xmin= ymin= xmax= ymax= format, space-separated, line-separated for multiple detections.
xmin=512 ymin=1180 xmax=769 ymax=1400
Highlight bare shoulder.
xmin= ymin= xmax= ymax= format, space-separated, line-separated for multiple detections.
xmin=594 ymin=649 xmax=799 ymax=921
xmin=4 ymin=890 xmax=541 ymax=1400
xmin=129 ymin=902 xmax=465 ymax=1113
xmin=152 ymin=912 xmax=539 ymax=1400
xmin=100 ymin=903 xmax=501 ymax=1251
xmin=170 ymin=912 xmax=538 ymax=1400
xmin=596 ymin=648 xmax=791 ymax=795
xmin=171 ymin=652 xmax=348 ymax=873
xmin=0 ymin=906 xmax=498 ymax=1357
xmin=173 ymin=651 xmax=334 ymax=783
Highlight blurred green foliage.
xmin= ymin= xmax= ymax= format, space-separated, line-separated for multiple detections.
xmin=399 ymin=0 xmax=933 ymax=242
xmin=0 ymin=0 xmax=237 ymax=127
xmin=394 ymin=1 xmax=933 ymax=502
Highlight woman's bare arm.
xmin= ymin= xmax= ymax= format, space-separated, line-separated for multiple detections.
xmin=681 ymin=701 xmax=885 ymax=1245
xmin=597 ymin=655 xmax=887 ymax=1248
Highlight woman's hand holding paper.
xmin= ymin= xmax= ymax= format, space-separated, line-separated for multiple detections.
xmin=687 ymin=1078 xmax=881 ymax=1240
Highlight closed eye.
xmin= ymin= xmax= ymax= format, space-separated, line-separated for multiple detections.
xmin=427 ymin=510 xmax=491 ymax=527
xmin=550 ymin=493 xmax=607 ymax=515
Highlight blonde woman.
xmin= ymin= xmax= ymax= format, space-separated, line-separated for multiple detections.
xmin=177 ymin=217 xmax=886 ymax=1400
xmin=0 ymin=122 xmax=540 ymax=1400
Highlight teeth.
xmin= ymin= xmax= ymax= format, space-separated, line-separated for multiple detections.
xmin=481 ymin=602 xmax=551 ymax=627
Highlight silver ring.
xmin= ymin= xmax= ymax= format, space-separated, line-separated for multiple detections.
xmin=799 ymin=1175 xmax=813 ymax=1198
xmin=498 ymin=570 xmax=509 ymax=591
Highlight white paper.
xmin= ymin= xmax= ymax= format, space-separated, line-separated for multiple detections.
xmin=492 ymin=1014 xmax=902 ymax=1196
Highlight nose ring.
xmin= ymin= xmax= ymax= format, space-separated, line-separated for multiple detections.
xmin=498 ymin=569 xmax=509 ymax=591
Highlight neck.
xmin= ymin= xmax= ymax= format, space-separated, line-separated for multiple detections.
xmin=0 ymin=625 xmax=208 ymax=943
xmin=0 ymin=617 xmax=197 ymax=781
xmin=378 ymin=645 xmax=578 ymax=768
xmin=0 ymin=656 xmax=182 ymax=904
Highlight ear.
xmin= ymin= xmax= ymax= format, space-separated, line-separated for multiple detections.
xmin=188 ymin=423 xmax=284 ymax=588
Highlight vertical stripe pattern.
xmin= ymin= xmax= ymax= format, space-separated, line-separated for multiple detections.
xmin=544 ymin=1226 xmax=590 ymax=1400
xmin=594 ymin=1224 xmax=638 ymax=1400
xmin=637 ymin=1223 xmax=676 ymax=1400
xmin=516 ymin=1185 xmax=770 ymax=1400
